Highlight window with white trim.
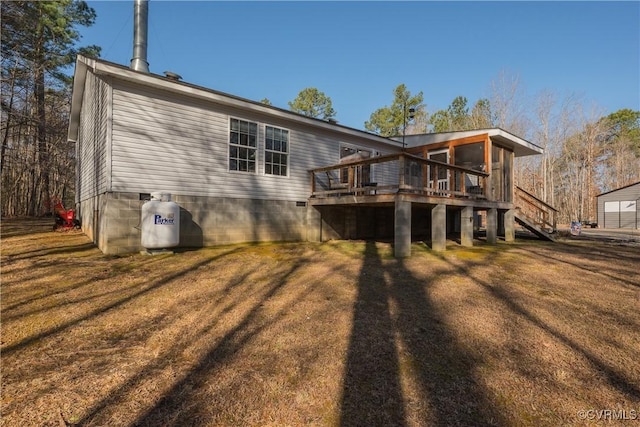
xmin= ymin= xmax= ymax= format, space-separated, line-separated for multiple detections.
xmin=229 ymin=118 xmax=257 ymax=173
xmin=265 ymin=125 xmax=289 ymax=176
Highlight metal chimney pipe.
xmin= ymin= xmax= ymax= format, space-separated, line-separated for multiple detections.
xmin=130 ymin=0 xmax=149 ymax=72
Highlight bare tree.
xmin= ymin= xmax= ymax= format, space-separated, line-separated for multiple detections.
xmin=554 ymin=102 xmax=607 ymax=222
xmin=531 ymin=90 xmax=583 ymax=208
xmin=489 ymin=70 xmax=534 ymax=194
xmin=489 ymin=69 xmax=530 ymax=136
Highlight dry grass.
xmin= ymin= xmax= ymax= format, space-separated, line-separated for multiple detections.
xmin=1 ymin=218 xmax=639 ymax=426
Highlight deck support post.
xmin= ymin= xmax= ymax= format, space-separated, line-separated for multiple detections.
xmin=431 ymin=204 xmax=447 ymax=251
xmin=487 ymin=208 xmax=498 ymax=244
xmin=461 ymin=205 xmax=474 ymax=247
xmin=394 ymin=197 xmax=412 ymax=258
xmin=504 ymin=209 xmax=515 ymax=242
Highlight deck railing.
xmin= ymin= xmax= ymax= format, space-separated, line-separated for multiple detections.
xmin=515 ymin=185 xmax=558 ymax=232
xmin=310 ymin=153 xmax=490 ymax=200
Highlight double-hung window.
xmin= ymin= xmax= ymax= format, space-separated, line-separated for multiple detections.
xmin=229 ymin=118 xmax=257 ymax=173
xmin=265 ymin=126 xmax=289 ymax=176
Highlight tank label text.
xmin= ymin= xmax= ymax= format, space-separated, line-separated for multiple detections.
xmin=154 ymin=214 xmax=175 ymax=225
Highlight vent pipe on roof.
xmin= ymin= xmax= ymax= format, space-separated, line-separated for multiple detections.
xmin=130 ymin=0 xmax=149 ymax=72
xmin=164 ymin=71 xmax=182 ymax=81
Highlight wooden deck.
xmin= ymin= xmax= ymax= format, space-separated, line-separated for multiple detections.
xmin=309 ymin=152 xmax=511 ymax=209
xmin=307 ymin=153 xmax=556 ymax=257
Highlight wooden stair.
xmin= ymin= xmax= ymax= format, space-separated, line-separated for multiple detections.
xmin=514 ymin=211 xmax=556 ymax=241
xmin=514 ymin=186 xmax=558 ymax=242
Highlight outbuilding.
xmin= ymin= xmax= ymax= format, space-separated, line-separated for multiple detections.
xmin=596 ymin=182 xmax=640 ymax=229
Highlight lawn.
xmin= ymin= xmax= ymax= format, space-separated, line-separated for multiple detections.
xmin=1 ymin=218 xmax=639 ymax=426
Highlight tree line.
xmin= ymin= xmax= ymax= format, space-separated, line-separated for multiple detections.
xmin=2 ymin=1 xmax=638 ymax=226
xmin=1 ymin=0 xmax=99 ymax=217
xmin=289 ymin=77 xmax=639 ymax=224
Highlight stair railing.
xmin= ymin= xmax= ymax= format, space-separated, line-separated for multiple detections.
xmin=515 ymin=186 xmax=558 ymax=232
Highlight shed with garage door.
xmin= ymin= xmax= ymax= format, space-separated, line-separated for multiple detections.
xmin=597 ymin=182 xmax=640 ymax=229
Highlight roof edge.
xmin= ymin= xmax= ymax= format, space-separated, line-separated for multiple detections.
xmin=596 ymin=181 xmax=640 ymax=197
xmin=400 ymin=128 xmax=544 ymax=157
xmin=67 ymin=56 xmax=93 ymax=143
xmin=70 ymin=55 xmax=403 ymax=149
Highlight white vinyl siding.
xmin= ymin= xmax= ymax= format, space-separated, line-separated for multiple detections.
xmin=107 ymin=80 xmax=399 ymax=201
xmin=77 ymin=73 xmax=109 ymax=202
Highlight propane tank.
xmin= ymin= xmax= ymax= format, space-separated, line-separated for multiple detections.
xmin=141 ymin=192 xmax=180 ymax=249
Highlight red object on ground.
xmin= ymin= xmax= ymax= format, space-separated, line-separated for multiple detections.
xmin=51 ymin=199 xmax=80 ymax=230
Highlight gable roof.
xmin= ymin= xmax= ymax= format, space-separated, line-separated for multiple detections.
xmin=67 ymin=55 xmax=402 ymax=149
xmin=596 ymin=181 xmax=640 ymax=197
xmin=67 ymin=56 xmax=543 ymax=159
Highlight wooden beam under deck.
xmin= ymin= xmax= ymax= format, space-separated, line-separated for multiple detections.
xmin=308 ymin=192 xmax=514 ymax=210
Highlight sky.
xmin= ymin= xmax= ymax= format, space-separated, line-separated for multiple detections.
xmin=76 ymin=1 xmax=640 ymax=130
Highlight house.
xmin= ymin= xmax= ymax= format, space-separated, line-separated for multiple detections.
xmin=67 ymin=55 xmax=547 ymax=257
xmin=596 ymin=182 xmax=640 ymax=229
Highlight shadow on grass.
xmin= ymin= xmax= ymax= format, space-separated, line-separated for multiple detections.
xmin=2 ymin=251 xmax=186 ymax=318
xmin=0 ymin=217 xmax=55 ymax=238
xmin=339 ymin=242 xmax=503 ymax=426
xmin=129 ymin=257 xmax=313 ymax=426
xmin=1 ymin=242 xmax=97 ymax=262
xmin=390 ymin=258 xmax=502 ymax=426
xmin=518 ymin=243 xmax=640 ymax=289
xmin=71 ymin=261 xmax=269 ymax=425
xmin=1 ymin=255 xmax=272 ymax=421
xmin=0 ymin=247 xmax=245 ymax=356
xmin=434 ymin=250 xmax=640 ymax=401
xmin=340 ymin=241 xmax=405 ymax=425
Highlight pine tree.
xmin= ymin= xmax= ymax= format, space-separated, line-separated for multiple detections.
xmin=1 ymin=1 xmax=100 ymax=215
